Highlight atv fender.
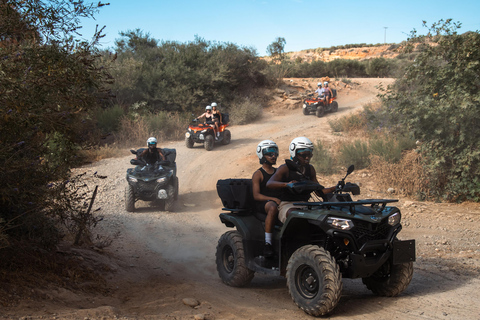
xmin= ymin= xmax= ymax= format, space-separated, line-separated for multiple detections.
xmin=219 ymin=212 xmax=264 ymax=240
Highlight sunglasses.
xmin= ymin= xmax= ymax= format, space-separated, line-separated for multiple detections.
xmin=297 ymin=151 xmax=313 ymax=158
xmin=264 ymin=152 xmax=278 ymax=158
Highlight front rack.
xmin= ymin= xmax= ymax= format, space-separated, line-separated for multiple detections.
xmin=293 ymin=199 xmax=399 ymax=214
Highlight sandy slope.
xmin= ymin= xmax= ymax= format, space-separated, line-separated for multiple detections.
xmin=3 ymin=78 xmax=480 ymax=320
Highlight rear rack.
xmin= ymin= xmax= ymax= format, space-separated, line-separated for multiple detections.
xmin=293 ymin=199 xmax=399 ymax=214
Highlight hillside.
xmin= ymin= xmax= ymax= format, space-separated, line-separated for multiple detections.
xmin=288 ymin=44 xmax=400 ymax=62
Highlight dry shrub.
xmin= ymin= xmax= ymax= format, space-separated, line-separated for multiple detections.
xmin=370 ymin=150 xmax=429 ymax=199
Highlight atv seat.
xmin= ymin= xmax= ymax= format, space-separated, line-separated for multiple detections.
xmin=216 ymin=179 xmax=282 ymax=225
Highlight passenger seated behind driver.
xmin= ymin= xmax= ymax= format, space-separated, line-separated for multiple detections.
xmin=211 ymin=102 xmax=222 ymax=137
xmin=321 ymin=81 xmax=333 ymax=106
xmin=140 ymin=137 xmax=166 ymax=166
xmin=252 ymin=140 xmax=281 ymax=258
xmin=196 ymin=105 xmax=218 ymax=140
xmin=266 ymin=137 xmax=336 ymax=223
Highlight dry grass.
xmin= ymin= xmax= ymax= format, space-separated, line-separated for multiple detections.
xmin=370 ymin=150 xmax=430 ymax=199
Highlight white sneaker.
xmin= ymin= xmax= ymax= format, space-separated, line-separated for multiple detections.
xmin=215 ymin=137 xmax=219 ymax=141
xmin=217 ymin=132 xmax=220 ymax=137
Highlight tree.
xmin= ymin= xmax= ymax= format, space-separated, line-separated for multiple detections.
xmin=381 ymin=19 xmax=480 ymax=201
xmin=0 ymin=0 xmax=110 ymax=248
xmin=267 ymin=37 xmax=286 ymax=62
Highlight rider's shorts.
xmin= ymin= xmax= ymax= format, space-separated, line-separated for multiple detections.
xmin=278 ymin=201 xmax=307 ymax=223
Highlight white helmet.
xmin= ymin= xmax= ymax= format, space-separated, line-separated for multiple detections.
xmin=289 ymin=137 xmax=314 ymax=159
xmin=147 ymin=137 xmax=157 ymax=146
xmin=324 ymin=81 xmax=329 ymax=86
xmin=317 ymin=82 xmax=322 ymax=86
xmin=205 ymin=105 xmax=212 ymax=110
xmin=256 ymin=140 xmax=279 ymax=164
xmin=211 ymin=102 xmax=217 ymax=107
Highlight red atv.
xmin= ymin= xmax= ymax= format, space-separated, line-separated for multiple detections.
xmin=185 ymin=115 xmax=231 ymax=151
xmin=302 ymin=89 xmax=338 ymax=117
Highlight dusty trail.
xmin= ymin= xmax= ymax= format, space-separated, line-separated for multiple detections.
xmin=4 ymin=78 xmax=480 ymax=320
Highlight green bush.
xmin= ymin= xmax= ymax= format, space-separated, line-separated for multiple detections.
xmin=339 ymin=140 xmax=370 ymax=169
xmin=311 ymin=140 xmax=335 ymax=174
xmin=95 ymin=105 xmax=125 ymax=134
xmin=228 ymin=97 xmax=263 ymax=125
xmin=379 ymin=20 xmax=480 ymax=201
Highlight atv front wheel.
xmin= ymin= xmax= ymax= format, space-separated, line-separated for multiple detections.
xmin=125 ymin=185 xmax=135 ymax=212
xmin=303 ymin=107 xmax=309 ymax=115
xmin=331 ymin=101 xmax=339 ymax=112
xmin=362 ymin=261 xmax=413 ymax=297
xmin=316 ymin=107 xmax=325 ymax=117
xmin=216 ymin=231 xmax=254 ymax=287
xmin=164 ymin=184 xmax=176 ymax=212
xmin=221 ymin=130 xmax=231 ymax=145
xmin=286 ymin=245 xmax=342 ymax=316
xmin=173 ymin=176 xmax=179 ymax=200
xmin=204 ymin=135 xmax=214 ymax=151
xmin=185 ymin=136 xmax=194 ymax=148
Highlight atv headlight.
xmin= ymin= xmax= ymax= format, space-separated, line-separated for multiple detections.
xmin=156 ymin=177 xmax=167 ymax=184
xmin=128 ymin=176 xmax=138 ymax=183
xmin=185 ymin=132 xmax=191 ymax=138
xmin=314 ymin=102 xmax=318 ymax=105
xmin=327 ymin=217 xmax=354 ymax=230
xmin=303 ymin=104 xmax=307 ymax=108
xmin=388 ymin=212 xmax=401 ymax=226
xmin=201 ymin=129 xmax=207 ymax=133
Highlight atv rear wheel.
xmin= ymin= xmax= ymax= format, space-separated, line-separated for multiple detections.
xmin=362 ymin=260 xmax=413 ymax=297
xmin=204 ymin=135 xmax=214 ymax=151
xmin=286 ymin=245 xmax=342 ymax=316
xmin=185 ymin=136 xmax=194 ymax=148
xmin=316 ymin=107 xmax=325 ymax=117
xmin=173 ymin=176 xmax=179 ymax=200
xmin=216 ymin=231 xmax=254 ymax=287
xmin=331 ymin=101 xmax=339 ymax=112
xmin=303 ymin=107 xmax=309 ymax=115
xmin=221 ymin=129 xmax=231 ymax=145
xmin=125 ymin=185 xmax=135 ymax=212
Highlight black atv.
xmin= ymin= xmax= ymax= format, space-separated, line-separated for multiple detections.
xmin=302 ymin=89 xmax=338 ymax=117
xmin=215 ymin=165 xmax=415 ymax=317
xmin=125 ymin=148 xmax=179 ymax=212
xmin=185 ymin=116 xmax=231 ymax=151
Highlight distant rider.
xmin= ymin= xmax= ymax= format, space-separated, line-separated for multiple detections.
xmin=211 ymin=102 xmax=222 ymax=138
xmin=267 ymin=137 xmax=336 ymax=223
xmin=196 ymin=105 xmax=218 ymax=140
xmin=315 ymin=82 xmax=323 ymax=98
xmin=140 ymin=137 xmax=166 ymax=165
xmin=252 ymin=140 xmax=281 ymax=257
xmin=321 ymin=81 xmax=333 ymax=106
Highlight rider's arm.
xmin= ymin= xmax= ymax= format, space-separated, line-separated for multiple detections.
xmin=309 ymin=165 xmax=335 ymax=196
xmin=196 ymin=112 xmax=205 ymax=120
xmin=266 ymin=165 xmax=291 ymax=189
xmin=158 ymin=149 xmax=166 ymax=161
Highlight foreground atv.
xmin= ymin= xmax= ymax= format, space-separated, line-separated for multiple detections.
xmin=125 ymin=148 xmax=179 ymax=212
xmin=185 ymin=115 xmax=231 ymax=151
xmin=302 ymin=89 xmax=338 ymax=117
xmin=215 ymin=165 xmax=415 ymax=317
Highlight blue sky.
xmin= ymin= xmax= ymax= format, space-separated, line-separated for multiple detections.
xmin=80 ymin=0 xmax=480 ymax=56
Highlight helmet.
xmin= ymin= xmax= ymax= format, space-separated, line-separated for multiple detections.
xmin=205 ymin=105 xmax=212 ymax=110
xmin=317 ymin=82 xmax=322 ymax=86
xmin=211 ymin=102 xmax=217 ymax=107
xmin=147 ymin=137 xmax=157 ymax=146
xmin=256 ymin=140 xmax=279 ymax=164
xmin=324 ymin=81 xmax=329 ymax=86
xmin=289 ymin=137 xmax=313 ymax=159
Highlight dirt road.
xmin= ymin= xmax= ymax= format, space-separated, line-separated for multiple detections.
xmin=5 ymin=79 xmax=480 ymax=319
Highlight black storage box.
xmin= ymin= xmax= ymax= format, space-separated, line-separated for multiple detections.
xmin=216 ymin=179 xmax=254 ymax=210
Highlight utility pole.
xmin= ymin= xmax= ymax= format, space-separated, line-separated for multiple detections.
xmin=384 ymin=27 xmax=388 ymax=44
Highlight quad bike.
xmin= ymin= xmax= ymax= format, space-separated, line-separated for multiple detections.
xmin=125 ymin=148 xmax=179 ymax=212
xmin=185 ymin=115 xmax=231 ymax=151
xmin=215 ymin=165 xmax=415 ymax=317
xmin=302 ymin=89 xmax=338 ymax=117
